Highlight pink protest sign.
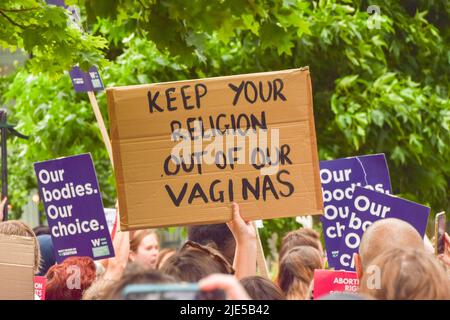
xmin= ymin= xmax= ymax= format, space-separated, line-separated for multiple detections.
xmin=34 ymin=276 xmax=47 ymax=300
xmin=313 ymin=269 xmax=359 ymax=299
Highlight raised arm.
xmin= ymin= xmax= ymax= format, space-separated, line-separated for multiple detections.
xmin=226 ymin=202 xmax=257 ymax=279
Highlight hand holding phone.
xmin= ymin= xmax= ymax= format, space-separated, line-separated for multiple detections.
xmin=122 ymin=283 xmax=226 ymax=300
xmin=437 ymin=232 xmax=450 ymax=268
xmin=199 ymin=274 xmax=251 ymax=300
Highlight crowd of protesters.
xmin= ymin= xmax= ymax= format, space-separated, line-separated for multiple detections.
xmin=0 ymin=198 xmax=449 ymax=300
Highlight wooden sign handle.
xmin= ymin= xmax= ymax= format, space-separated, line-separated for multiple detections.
xmin=254 ymin=222 xmax=269 ymax=279
xmin=87 ymin=91 xmax=114 ymax=168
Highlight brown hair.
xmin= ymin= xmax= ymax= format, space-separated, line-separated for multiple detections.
xmin=0 ymin=220 xmax=41 ymax=273
xmin=359 ymin=247 xmax=450 ymax=300
xmin=279 ymin=228 xmax=321 ymax=262
xmin=240 ymin=276 xmax=286 ymax=300
xmin=156 ymin=247 xmax=176 ymax=269
xmin=187 ymin=223 xmax=236 ymax=264
xmin=277 ymin=246 xmax=323 ymax=300
xmin=160 ymin=241 xmax=234 ymax=282
xmin=130 ymin=229 xmax=158 ymax=253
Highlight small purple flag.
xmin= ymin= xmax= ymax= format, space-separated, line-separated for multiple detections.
xmin=34 ymin=153 xmax=114 ymax=263
xmin=320 ymin=154 xmax=392 ymax=270
xmin=45 ymin=0 xmax=67 ymax=8
xmin=69 ymin=66 xmax=104 ymax=93
xmin=338 ymin=187 xmax=430 ymax=270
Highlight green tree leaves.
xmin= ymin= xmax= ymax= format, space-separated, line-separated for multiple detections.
xmin=0 ymin=0 xmax=107 ymax=75
xmin=0 ymin=0 xmax=449 ymax=245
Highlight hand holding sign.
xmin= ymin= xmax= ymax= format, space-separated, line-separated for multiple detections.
xmin=227 ymin=202 xmax=257 ymax=244
xmin=227 ymin=202 xmax=257 ymax=279
xmin=104 ymin=230 xmax=130 ymax=281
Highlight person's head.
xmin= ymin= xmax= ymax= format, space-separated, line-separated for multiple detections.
xmin=129 ymin=229 xmax=160 ymax=269
xmin=240 ymin=276 xmax=285 ymax=300
xmin=37 ymin=234 xmax=56 ymax=276
xmin=101 ymin=269 xmax=176 ymax=300
xmin=33 ymin=226 xmax=50 ymax=236
xmin=46 ymin=256 xmax=96 ymax=300
xmin=82 ymin=278 xmax=114 ymax=300
xmin=160 ymin=240 xmax=234 ymax=282
xmin=187 ymin=223 xmax=236 ymax=264
xmin=355 ymin=218 xmax=424 ymax=279
xmin=277 ymin=246 xmax=323 ymax=300
xmin=359 ymin=247 xmax=450 ymax=300
xmin=0 ymin=220 xmax=41 ymax=274
xmin=279 ymin=228 xmax=323 ymax=262
xmin=156 ymin=247 xmax=176 ymax=269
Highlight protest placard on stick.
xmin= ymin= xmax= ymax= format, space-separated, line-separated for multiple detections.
xmin=87 ymin=91 xmax=114 ymax=167
xmin=34 ymin=276 xmax=47 ymax=300
xmin=338 ymin=186 xmax=430 ymax=270
xmin=313 ymin=269 xmax=359 ymax=299
xmin=34 ymin=153 xmax=115 ymax=263
xmin=69 ymin=66 xmax=113 ymax=167
xmin=107 ymin=68 xmax=323 ymax=230
xmin=0 ymin=234 xmax=34 ymax=300
xmin=320 ymin=154 xmax=392 ymax=270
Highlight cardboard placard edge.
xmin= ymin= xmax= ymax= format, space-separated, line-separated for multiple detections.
xmin=107 ymin=88 xmax=130 ymax=231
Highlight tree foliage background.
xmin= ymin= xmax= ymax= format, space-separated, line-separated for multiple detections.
xmin=0 ymin=0 xmax=449 ymax=256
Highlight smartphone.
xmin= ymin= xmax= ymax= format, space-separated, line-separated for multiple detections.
xmin=122 ymin=283 xmax=226 ymax=300
xmin=434 ymin=212 xmax=446 ymax=255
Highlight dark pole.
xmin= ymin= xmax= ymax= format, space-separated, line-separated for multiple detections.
xmin=0 ymin=110 xmax=7 ymax=221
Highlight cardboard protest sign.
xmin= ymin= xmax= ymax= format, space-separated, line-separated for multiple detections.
xmin=107 ymin=68 xmax=323 ymax=229
xmin=34 ymin=276 xmax=46 ymax=300
xmin=0 ymin=235 xmax=35 ymax=300
xmin=339 ymin=186 xmax=430 ymax=270
xmin=320 ymin=154 xmax=391 ymax=270
xmin=69 ymin=66 xmax=104 ymax=92
xmin=34 ymin=153 xmax=114 ymax=263
xmin=313 ymin=269 xmax=359 ymax=299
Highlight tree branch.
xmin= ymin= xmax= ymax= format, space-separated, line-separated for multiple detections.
xmin=0 ymin=10 xmax=27 ymax=29
xmin=0 ymin=7 xmax=39 ymax=12
xmin=137 ymin=0 xmax=150 ymax=10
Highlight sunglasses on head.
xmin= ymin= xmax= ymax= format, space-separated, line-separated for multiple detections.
xmin=181 ymin=240 xmax=235 ymax=275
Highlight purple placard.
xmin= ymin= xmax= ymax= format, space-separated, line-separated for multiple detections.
xmin=69 ymin=66 xmax=104 ymax=93
xmin=88 ymin=66 xmax=104 ymax=91
xmin=45 ymin=0 xmax=67 ymax=7
xmin=337 ymin=187 xmax=430 ymax=270
xmin=34 ymin=153 xmax=114 ymax=263
xmin=320 ymin=154 xmax=392 ymax=270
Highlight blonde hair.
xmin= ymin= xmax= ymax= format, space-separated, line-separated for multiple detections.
xmin=360 ymin=247 xmax=450 ymax=300
xmin=82 ymin=278 xmax=115 ymax=300
xmin=277 ymin=245 xmax=323 ymax=300
xmin=0 ymin=220 xmax=41 ymax=273
xmin=130 ymin=229 xmax=158 ymax=253
xmin=359 ymin=218 xmax=423 ymax=271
